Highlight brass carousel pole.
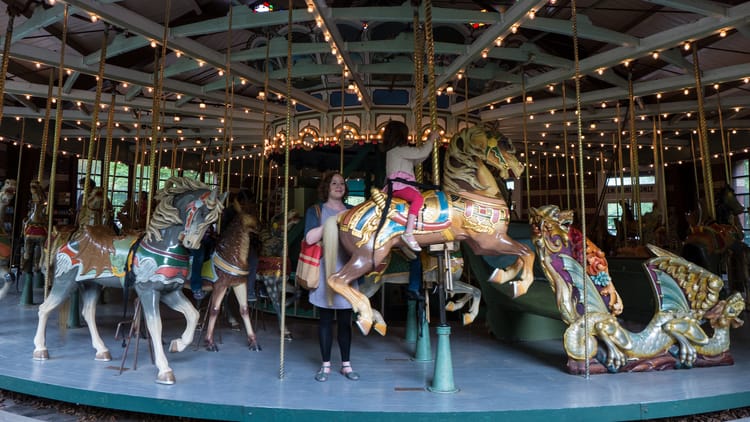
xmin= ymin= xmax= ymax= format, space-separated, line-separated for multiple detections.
xmin=425 ymin=0 xmax=457 ymax=394
xmin=521 ymin=73 xmax=531 ymax=214
xmin=82 ymin=26 xmax=111 ymax=219
xmin=257 ymin=33 xmax=271 ymax=223
xmin=147 ymin=0 xmax=172 ymax=225
xmin=413 ymin=8 xmax=424 ymax=183
xmin=101 ymin=92 xmax=116 ymax=225
xmin=44 ymin=4 xmax=70 ymax=298
xmin=37 ymin=71 xmax=55 ymax=183
xmin=11 ymin=118 xmax=24 ymax=274
xmin=692 ymin=44 xmax=715 ymax=221
xmin=571 ymin=0 xmax=590 ymax=379
xmin=279 ymin=0 xmax=294 ymax=379
xmin=0 ymin=8 xmax=15 ymax=123
xmin=627 ymin=73 xmax=642 ymax=242
xmin=715 ymin=86 xmax=730 ymax=185
xmin=562 ymin=83 xmax=571 ymax=209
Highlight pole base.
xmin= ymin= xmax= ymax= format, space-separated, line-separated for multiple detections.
xmin=428 ymin=325 xmax=458 ymax=393
xmin=19 ymin=272 xmax=34 ymax=306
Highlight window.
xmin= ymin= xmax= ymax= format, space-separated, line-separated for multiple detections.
xmin=604 ymin=175 xmax=656 ymax=236
xmin=346 ymin=178 xmax=365 ymax=206
xmin=732 ymin=159 xmax=750 ymax=244
xmin=78 ymin=159 xmax=129 ymax=223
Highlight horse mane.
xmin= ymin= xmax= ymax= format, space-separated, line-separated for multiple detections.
xmin=443 ymin=126 xmax=491 ymax=193
xmin=146 ymin=177 xmax=223 ymax=242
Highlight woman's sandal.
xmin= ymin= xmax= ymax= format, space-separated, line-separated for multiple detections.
xmin=315 ymin=364 xmax=331 ymax=382
xmin=340 ymin=364 xmax=360 ymax=381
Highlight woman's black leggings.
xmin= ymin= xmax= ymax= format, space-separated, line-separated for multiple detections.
xmin=318 ymin=308 xmax=353 ymax=362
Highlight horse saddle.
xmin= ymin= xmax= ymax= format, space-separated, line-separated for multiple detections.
xmin=24 ymin=222 xmax=47 ymax=238
xmin=341 ymin=189 xmax=452 ymax=249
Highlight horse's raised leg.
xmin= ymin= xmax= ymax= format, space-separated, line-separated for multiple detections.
xmin=33 ymin=271 xmax=76 ymax=360
xmin=136 ymin=288 xmax=174 ymax=385
xmin=204 ymin=284 xmax=227 ymax=351
xmin=232 ymin=282 xmax=260 ymax=351
xmin=79 ymin=284 xmax=111 ymax=361
xmin=327 ymin=273 xmax=386 ymax=336
xmin=489 ymin=235 xmax=535 ymax=298
xmin=161 ymin=289 xmax=199 ymax=354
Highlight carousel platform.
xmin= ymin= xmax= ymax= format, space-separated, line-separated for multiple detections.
xmin=1 ymin=284 xmax=749 ymax=422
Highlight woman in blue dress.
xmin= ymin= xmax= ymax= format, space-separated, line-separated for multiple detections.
xmin=304 ymin=171 xmax=360 ymax=382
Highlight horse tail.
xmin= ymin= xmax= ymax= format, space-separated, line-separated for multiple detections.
xmin=322 ymin=215 xmax=340 ymax=287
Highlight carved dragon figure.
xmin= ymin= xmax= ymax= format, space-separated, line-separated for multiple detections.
xmin=530 ymin=205 xmax=745 ymax=374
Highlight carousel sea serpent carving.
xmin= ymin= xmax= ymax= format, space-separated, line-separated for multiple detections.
xmin=530 ymin=204 xmax=745 ymax=374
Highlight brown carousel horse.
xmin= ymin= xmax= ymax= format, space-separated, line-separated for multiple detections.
xmin=21 ymin=180 xmax=48 ymax=278
xmin=198 ymin=201 xmax=261 ymax=351
xmin=0 ymin=179 xmax=17 ymax=300
xmin=322 ymin=125 xmax=535 ymax=335
xmin=682 ymin=186 xmax=747 ymax=296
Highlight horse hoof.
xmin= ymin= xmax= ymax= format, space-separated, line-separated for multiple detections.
xmin=355 ymin=319 xmax=372 ymax=336
xmin=445 ymin=301 xmax=457 ymax=311
xmin=249 ymin=342 xmax=262 ymax=352
xmin=95 ymin=351 xmax=112 ymax=361
xmin=156 ymin=371 xmax=176 ymax=385
xmin=206 ymin=344 xmax=219 ymax=352
xmin=373 ymin=322 xmax=387 ymax=336
xmin=169 ymin=339 xmax=184 ymax=353
xmin=32 ymin=349 xmax=49 ymax=360
xmin=462 ymin=314 xmax=474 ymax=326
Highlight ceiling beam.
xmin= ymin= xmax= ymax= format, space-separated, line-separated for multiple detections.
xmin=422 ymin=0 xmax=549 ymax=105
xmin=312 ymin=0 xmax=373 ymax=110
xmin=3 ymin=43 xmax=287 ymax=116
xmin=481 ymin=63 xmax=750 ymax=120
xmin=641 ymin=0 xmax=727 ymax=17
xmin=456 ymin=1 xmax=750 ymax=114
xmin=63 ymin=0 xmax=329 ymax=113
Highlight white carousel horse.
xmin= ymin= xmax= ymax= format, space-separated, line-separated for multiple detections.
xmin=358 ymin=253 xmax=481 ymax=325
xmin=33 ymin=177 xmax=225 ymax=384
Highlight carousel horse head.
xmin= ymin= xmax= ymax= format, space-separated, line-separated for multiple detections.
xmin=0 ymin=179 xmax=16 ymax=206
xmin=147 ymin=177 xmax=225 ymax=249
xmin=716 ymin=186 xmax=745 ymax=225
xmin=29 ymin=179 xmax=46 ymax=203
xmin=443 ymin=126 xmax=524 ymax=194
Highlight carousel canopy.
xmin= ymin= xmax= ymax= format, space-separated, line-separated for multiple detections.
xmin=0 ymin=0 xmax=748 ymax=165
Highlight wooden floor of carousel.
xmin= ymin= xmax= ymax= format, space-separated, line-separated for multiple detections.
xmin=1 ymin=285 xmax=750 ymax=422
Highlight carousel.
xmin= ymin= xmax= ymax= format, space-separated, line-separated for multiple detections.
xmin=1 ymin=0 xmax=750 ymax=420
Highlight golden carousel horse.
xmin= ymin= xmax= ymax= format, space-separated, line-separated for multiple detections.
xmin=322 ymin=125 xmax=535 ymax=335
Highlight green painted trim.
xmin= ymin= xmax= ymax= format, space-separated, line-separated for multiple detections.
xmin=3 ymin=371 xmax=749 ymax=422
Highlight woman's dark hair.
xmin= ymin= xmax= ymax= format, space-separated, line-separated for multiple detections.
xmin=381 ymin=120 xmax=409 ymax=152
xmin=318 ymin=171 xmax=348 ymax=201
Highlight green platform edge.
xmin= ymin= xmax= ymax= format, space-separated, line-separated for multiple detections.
xmin=3 ymin=373 xmax=749 ymax=421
